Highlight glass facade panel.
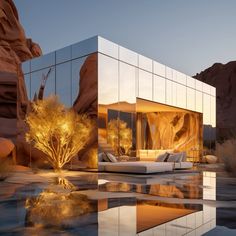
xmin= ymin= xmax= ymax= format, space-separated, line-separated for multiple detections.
xmin=203 ymin=94 xmax=211 ymax=125
xmin=72 ymin=36 xmax=98 ymax=59
xmin=24 ymin=74 xmax=30 ymax=99
xmin=166 ymin=79 xmax=172 ymax=105
xmin=119 ymin=62 xmax=136 ymax=104
xmin=196 ymin=80 xmax=203 ymax=91
xmin=71 ymin=56 xmax=89 ymax=104
xmin=153 ymin=75 xmax=165 ymax=104
xmin=138 ymin=55 xmax=152 ymax=72
xmin=98 ymin=36 xmax=118 ymax=59
xmin=56 ymin=62 xmax=71 ymax=106
xmin=172 ymin=81 xmax=177 ymax=107
xmin=203 ymin=83 xmax=211 ymax=94
xmin=176 ymin=84 xmax=186 ymax=108
xmin=138 ymin=69 xmax=152 ymax=100
xmin=187 ymin=87 xmax=195 ymax=111
xmin=176 ymin=71 xmax=186 ymax=85
xmin=166 ymin=67 xmax=173 ymax=80
xmin=187 ymin=76 xmax=195 ymax=89
xmin=22 ymin=61 xmax=30 ymax=74
xmin=211 ymin=96 xmax=216 ymax=127
xmin=153 ymin=61 xmax=165 ymax=77
xmin=98 ymin=53 xmax=118 ymax=105
xmin=30 ymin=67 xmax=55 ymax=99
xmin=196 ymin=91 xmax=203 ymax=113
xmin=42 ymin=67 xmax=55 ymax=98
xmin=30 ymin=70 xmax=43 ymax=99
xmin=119 ymin=46 xmax=138 ymax=66
xmin=56 ymin=45 xmax=71 ymax=64
xmin=210 ymin=86 xmax=216 ymax=97
xmin=31 ymin=52 xmax=55 ymax=71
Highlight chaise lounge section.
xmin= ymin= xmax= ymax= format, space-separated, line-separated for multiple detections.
xmin=98 ymin=161 xmax=173 ymax=174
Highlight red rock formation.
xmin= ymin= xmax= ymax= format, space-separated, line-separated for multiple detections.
xmin=0 ymin=0 xmax=42 ymax=164
xmin=194 ymin=61 xmax=236 ymax=140
xmin=0 ymin=0 xmax=42 ymax=139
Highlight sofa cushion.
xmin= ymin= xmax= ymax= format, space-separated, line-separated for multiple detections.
xmin=156 ymin=152 xmax=169 ymax=162
xmin=102 ymin=153 xmax=111 ymax=162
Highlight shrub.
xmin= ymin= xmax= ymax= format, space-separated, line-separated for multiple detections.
xmin=25 ymin=95 xmax=93 ymax=172
xmin=216 ymin=139 xmax=236 ymax=175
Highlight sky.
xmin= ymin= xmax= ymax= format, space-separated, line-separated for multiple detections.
xmin=14 ymin=0 xmax=236 ymax=76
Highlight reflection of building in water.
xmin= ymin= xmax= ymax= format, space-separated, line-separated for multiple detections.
xmin=98 ymin=171 xmax=216 ymax=235
xmin=98 ymin=174 xmax=203 ymax=199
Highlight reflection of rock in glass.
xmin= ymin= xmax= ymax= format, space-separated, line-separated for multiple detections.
xmin=73 ymin=54 xmax=98 ymax=167
xmin=25 ymin=177 xmax=96 ymax=228
xmin=35 ymin=68 xmax=52 ymax=100
xmin=107 ymin=119 xmax=132 ymax=155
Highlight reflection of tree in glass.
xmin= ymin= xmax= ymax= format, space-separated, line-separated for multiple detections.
xmin=25 ymin=95 xmax=93 ymax=172
xmin=107 ymin=119 xmax=132 ymax=155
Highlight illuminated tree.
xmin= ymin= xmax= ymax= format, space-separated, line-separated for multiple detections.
xmin=107 ymin=119 xmax=132 ymax=155
xmin=25 ymin=95 xmax=93 ymax=172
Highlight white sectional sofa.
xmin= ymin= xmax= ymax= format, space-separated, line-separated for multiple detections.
xmin=98 ymin=150 xmax=193 ymax=174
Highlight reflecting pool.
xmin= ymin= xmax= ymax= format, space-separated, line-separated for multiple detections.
xmin=0 ymin=169 xmax=235 ymax=235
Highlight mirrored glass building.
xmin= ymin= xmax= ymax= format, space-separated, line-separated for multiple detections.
xmin=22 ymin=36 xmax=216 ymax=168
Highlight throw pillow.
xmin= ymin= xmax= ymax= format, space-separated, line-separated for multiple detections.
xmin=156 ymin=152 xmax=169 ymax=162
xmin=106 ymin=152 xmax=118 ymax=163
xmin=167 ymin=153 xmax=182 ymax=162
xmin=103 ymin=153 xmax=111 ymax=162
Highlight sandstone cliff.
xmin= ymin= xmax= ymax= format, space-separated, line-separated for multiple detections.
xmin=194 ymin=61 xmax=236 ymax=141
xmin=0 ymin=0 xmax=42 ymax=141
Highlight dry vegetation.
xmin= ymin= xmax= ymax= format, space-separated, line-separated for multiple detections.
xmin=25 ymin=95 xmax=93 ymax=172
xmin=216 ymin=139 xmax=236 ymax=175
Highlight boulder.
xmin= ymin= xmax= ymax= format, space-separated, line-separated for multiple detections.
xmin=205 ymin=155 xmax=218 ymax=164
xmin=0 ymin=137 xmax=14 ymax=158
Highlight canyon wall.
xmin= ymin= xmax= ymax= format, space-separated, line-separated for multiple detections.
xmin=0 ymin=0 xmax=42 ymax=141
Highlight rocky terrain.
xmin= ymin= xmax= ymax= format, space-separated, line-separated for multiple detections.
xmin=194 ymin=61 xmax=236 ymax=141
xmin=0 ymin=0 xmax=42 ymax=141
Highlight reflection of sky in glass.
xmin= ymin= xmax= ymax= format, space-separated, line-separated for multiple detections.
xmin=138 ymin=69 xmax=152 ymax=101
xmin=98 ymin=53 xmax=118 ymax=105
xmin=119 ymin=62 xmax=136 ymax=104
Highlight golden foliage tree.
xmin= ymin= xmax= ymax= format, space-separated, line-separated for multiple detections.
xmin=107 ymin=119 xmax=132 ymax=155
xmin=25 ymin=95 xmax=93 ymax=171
